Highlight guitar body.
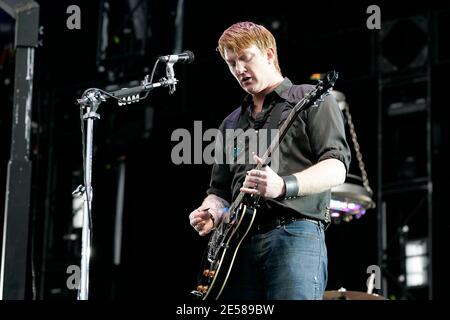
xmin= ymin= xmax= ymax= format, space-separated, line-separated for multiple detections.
xmin=192 ymin=204 xmax=257 ymax=300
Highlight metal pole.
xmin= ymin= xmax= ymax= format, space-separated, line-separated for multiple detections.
xmin=426 ymin=10 xmax=433 ymax=300
xmin=114 ymin=160 xmax=126 ymax=266
xmin=77 ymin=99 xmax=101 ymax=300
xmin=0 ymin=0 xmax=39 ymax=300
xmin=376 ymin=27 xmax=387 ymax=298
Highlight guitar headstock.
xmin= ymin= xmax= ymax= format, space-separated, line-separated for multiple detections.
xmin=306 ymin=70 xmax=339 ymax=108
xmin=322 ymin=70 xmax=339 ymax=88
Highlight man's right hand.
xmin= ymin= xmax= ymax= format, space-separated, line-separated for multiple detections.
xmin=189 ymin=206 xmax=215 ymax=236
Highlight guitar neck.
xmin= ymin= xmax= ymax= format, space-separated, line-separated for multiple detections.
xmin=228 ymin=91 xmax=316 ymax=214
xmin=227 ymin=71 xmax=337 ymax=214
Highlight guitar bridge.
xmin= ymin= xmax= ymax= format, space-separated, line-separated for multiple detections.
xmin=190 ymin=290 xmax=204 ymax=299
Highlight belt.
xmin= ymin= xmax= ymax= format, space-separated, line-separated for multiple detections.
xmin=252 ymin=214 xmax=321 ymax=234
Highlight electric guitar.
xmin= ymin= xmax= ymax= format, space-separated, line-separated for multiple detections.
xmin=191 ymin=70 xmax=339 ymax=300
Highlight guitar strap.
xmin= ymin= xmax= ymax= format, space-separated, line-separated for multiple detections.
xmin=233 ymin=101 xmax=286 ymax=136
xmin=228 ymin=101 xmax=286 ymax=164
xmin=263 ymin=102 xmax=285 ymax=140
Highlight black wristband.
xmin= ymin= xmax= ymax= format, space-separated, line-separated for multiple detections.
xmin=282 ymin=175 xmax=299 ymax=200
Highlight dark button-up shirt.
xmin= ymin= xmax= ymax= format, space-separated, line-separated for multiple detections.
xmin=206 ymin=78 xmax=351 ymax=222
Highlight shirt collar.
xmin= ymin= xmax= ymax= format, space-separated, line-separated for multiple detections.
xmin=240 ymin=77 xmax=293 ymax=114
xmin=273 ymin=77 xmax=293 ymax=99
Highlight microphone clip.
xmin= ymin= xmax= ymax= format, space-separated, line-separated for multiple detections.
xmin=165 ymin=62 xmax=177 ymax=94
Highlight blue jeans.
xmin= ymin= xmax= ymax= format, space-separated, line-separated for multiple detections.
xmin=220 ymin=219 xmax=328 ymax=300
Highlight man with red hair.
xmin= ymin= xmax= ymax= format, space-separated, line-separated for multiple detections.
xmin=189 ymin=21 xmax=350 ymax=300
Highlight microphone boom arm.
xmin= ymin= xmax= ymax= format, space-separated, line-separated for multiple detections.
xmin=77 ymin=75 xmax=178 ymax=107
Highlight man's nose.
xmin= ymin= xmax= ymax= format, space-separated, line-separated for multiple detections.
xmin=235 ymin=61 xmax=246 ymax=74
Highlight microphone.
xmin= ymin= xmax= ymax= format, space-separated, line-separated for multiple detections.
xmin=158 ymin=50 xmax=195 ymax=64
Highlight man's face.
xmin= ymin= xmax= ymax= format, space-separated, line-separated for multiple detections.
xmin=223 ymin=44 xmax=274 ymax=95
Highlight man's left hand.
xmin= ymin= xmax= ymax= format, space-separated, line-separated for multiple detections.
xmin=240 ymin=155 xmax=285 ymax=198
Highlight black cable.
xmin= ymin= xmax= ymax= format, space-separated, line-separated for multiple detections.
xmin=148 ymin=59 xmax=160 ymax=85
xmin=80 ymin=59 xmax=160 ymax=105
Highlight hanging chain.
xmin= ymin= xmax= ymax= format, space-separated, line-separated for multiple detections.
xmin=343 ymin=104 xmax=373 ymax=195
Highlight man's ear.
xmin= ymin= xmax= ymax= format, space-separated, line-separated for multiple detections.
xmin=266 ymin=47 xmax=276 ymax=64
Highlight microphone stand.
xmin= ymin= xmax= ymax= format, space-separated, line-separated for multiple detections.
xmin=74 ymin=74 xmax=178 ymax=300
xmin=75 ymin=90 xmax=102 ymax=301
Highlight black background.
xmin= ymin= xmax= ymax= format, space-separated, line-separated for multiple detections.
xmin=0 ymin=0 xmax=449 ymax=301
